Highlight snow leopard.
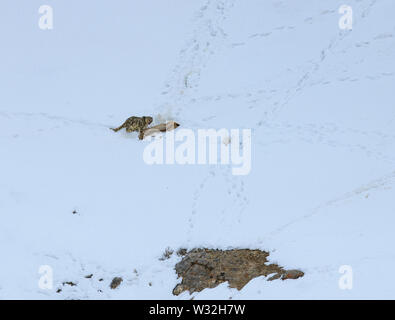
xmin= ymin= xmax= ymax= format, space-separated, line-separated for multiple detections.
xmin=111 ymin=116 xmax=153 ymax=140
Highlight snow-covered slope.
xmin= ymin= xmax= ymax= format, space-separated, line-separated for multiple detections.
xmin=1 ymin=0 xmax=395 ymax=299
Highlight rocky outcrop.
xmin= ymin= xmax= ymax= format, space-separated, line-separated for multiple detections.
xmin=173 ymin=248 xmax=304 ymax=295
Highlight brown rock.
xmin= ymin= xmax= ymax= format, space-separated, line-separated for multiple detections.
xmin=281 ymin=269 xmax=304 ymax=280
xmin=110 ymin=277 xmax=123 ymax=289
xmin=172 ymin=248 xmax=304 ymax=295
xmin=176 ymin=248 xmax=188 ymax=257
xmin=159 ymin=247 xmax=174 ymax=261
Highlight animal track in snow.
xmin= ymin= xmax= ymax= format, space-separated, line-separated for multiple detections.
xmin=265 ymin=169 xmax=395 ymax=239
xmin=256 ymin=121 xmax=395 ymax=164
xmin=155 ymin=0 xmax=236 ymax=118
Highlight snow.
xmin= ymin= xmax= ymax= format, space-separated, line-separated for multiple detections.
xmin=1 ymin=0 xmax=395 ymax=299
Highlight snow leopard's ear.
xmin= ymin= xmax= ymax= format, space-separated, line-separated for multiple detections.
xmin=144 ymin=116 xmax=153 ymax=124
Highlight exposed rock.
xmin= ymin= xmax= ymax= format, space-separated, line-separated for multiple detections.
xmin=176 ymin=248 xmax=188 ymax=257
xmin=110 ymin=277 xmax=123 ymax=289
xmin=173 ymin=248 xmax=303 ymax=295
xmin=159 ymin=247 xmax=174 ymax=261
xmin=267 ymin=273 xmax=282 ymax=281
xmin=173 ymin=284 xmax=188 ymax=296
xmin=281 ymin=269 xmax=304 ymax=280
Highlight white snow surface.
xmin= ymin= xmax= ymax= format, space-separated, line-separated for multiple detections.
xmin=1 ymin=0 xmax=395 ymax=299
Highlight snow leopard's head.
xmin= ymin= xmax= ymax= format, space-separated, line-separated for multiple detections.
xmin=142 ymin=116 xmax=153 ymax=126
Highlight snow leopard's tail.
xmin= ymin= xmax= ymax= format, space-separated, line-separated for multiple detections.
xmin=110 ymin=124 xmax=124 ymax=132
